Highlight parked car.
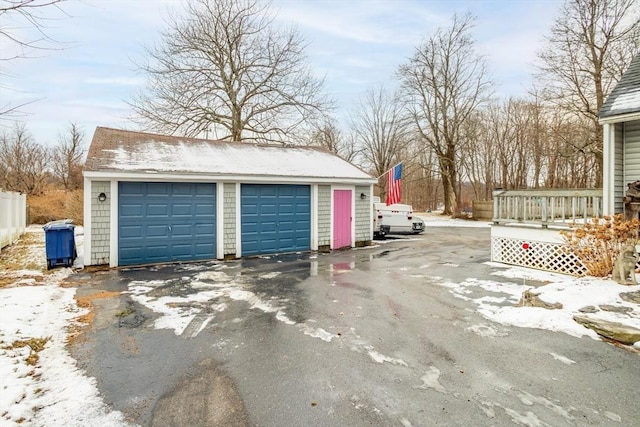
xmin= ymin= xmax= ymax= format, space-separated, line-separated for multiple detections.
xmin=373 ymin=199 xmax=425 ymax=237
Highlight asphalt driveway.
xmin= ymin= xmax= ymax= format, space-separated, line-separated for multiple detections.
xmin=69 ymin=227 xmax=639 ymax=426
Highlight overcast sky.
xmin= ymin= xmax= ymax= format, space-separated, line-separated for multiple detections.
xmin=0 ymin=0 xmax=562 ymax=146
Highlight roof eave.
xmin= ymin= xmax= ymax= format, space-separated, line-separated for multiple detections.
xmin=599 ymin=110 xmax=640 ymax=124
xmin=83 ymin=170 xmax=377 ymax=185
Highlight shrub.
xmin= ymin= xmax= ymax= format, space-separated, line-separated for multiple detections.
xmin=28 ymin=187 xmax=84 ymax=225
xmin=560 ymin=214 xmax=640 ymax=277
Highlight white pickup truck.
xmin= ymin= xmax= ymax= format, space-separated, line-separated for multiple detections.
xmin=372 ymin=198 xmax=425 ymax=237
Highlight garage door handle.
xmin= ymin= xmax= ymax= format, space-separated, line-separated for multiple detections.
xmin=168 ymin=226 xmax=172 ymax=232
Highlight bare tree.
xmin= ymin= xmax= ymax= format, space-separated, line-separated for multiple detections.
xmin=0 ymin=122 xmax=48 ymax=194
xmin=1 ymin=0 xmax=68 ymax=118
xmin=535 ymin=0 xmax=640 ymax=186
xmin=130 ymin=0 xmax=330 ymax=143
xmin=350 ymin=86 xmax=411 ymax=197
xmin=51 ymin=121 xmax=84 ymax=190
xmin=307 ymin=118 xmax=359 ymax=163
xmin=399 ymin=13 xmax=492 ymax=215
xmin=458 ymin=111 xmax=496 ymax=200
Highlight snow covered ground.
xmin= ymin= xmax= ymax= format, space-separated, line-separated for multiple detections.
xmin=0 ymin=226 xmax=131 ymax=427
xmin=0 ymin=221 xmax=638 ymax=426
xmin=416 ymin=211 xmax=492 ymax=228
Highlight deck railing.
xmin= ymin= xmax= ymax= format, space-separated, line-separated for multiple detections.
xmin=492 ymin=188 xmax=603 ymax=228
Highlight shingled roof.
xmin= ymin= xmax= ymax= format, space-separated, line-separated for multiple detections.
xmin=84 ymin=127 xmax=374 ymax=182
xmin=599 ymin=52 xmax=640 ymax=119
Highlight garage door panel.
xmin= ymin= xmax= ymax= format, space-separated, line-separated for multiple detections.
xmin=171 ymin=183 xmax=193 ymax=196
xmin=241 ymin=184 xmax=310 ymax=256
xmin=296 ymin=204 xmax=310 ymax=214
xmin=147 ymin=204 xmax=169 ymax=217
xmin=121 ymin=182 xmax=145 ymax=195
xmin=171 ymin=224 xmax=193 ymax=237
xmin=147 ymin=224 xmax=170 ymax=238
xmin=147 ymin=183 xmax=169 ymax=195
xmin=242 ymin=206 xmax=258 ymax=216
xmin=259 ymin=205 xmax=277 ymax=215
xmin=120 ymin=224 xmax=143 ymax=239
xmin=171 ymin=204 xmax=193 ymax=216
xmin=119 ymin=182 xmax=216 ymax=266
xmin=120 ymin=204 xmax=143 ymax=218
xmin=195 ymin=204 xmax=215 ymax=216
xmin=195 ymin=242 xmax=215 ymax=253
xmin=171 ymin=244 xmax=193 ymax=257
xmin=278 ymin=204 xmax=294 ymax=214
xmin=195 ymin=224 xmax=215 ymax=235
xmin=195 ymin=185 xmax=215 ymax=196
xmin=276 ymin=186 xmax=294 ymax=196
xmin=278 ymin=221 xmax=294 ymax=231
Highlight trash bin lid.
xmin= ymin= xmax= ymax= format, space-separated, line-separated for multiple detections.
xmin=43 ymin=219 xmax=75 ymax=231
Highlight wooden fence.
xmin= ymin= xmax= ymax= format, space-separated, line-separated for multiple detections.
xmin=0 ymin=190 xmax=27 ymax=252
xmin=492 ymin=188 xmax=603 ymax=228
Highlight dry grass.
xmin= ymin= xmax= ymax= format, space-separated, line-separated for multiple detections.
xmin=28 ymin=188 xmax=83 ymax=226
xmin=4 ymin=337 xmax=51 ymax=366
xmin=68 ymin=291 xmax=122 ymax=344
xmin=0 ymin=230 xmax=47 ymax=288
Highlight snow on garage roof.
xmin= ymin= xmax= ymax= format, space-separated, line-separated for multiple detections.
xmin=84 ymin=127 xmax=375 ymax=182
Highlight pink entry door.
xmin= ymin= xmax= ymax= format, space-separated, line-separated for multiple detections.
xmin=333 ymin=190 xmax=352 ymax=249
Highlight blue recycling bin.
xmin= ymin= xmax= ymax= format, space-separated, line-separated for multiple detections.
xmin=43 ymin=220 xmax=77 ymax=269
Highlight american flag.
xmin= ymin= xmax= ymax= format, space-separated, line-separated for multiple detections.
xmin=385 ymin=163 xmax=402 ymax=205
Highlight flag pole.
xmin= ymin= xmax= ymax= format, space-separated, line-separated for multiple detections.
xmin=376 ymin=162 xmax=402 ymax=179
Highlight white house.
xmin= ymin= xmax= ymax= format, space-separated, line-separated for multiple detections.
xmin=599 ymin=53 xmax=640 ymax=215
xmin=490 ymin=52 xmax=640 ymax=275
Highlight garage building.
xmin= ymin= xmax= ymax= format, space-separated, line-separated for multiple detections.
xmin=83 ymin=127 xmax=376 ymax=267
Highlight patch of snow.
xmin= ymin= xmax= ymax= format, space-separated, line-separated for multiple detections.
xmin=0 ymin=278 xmax=129 ymax=426
xmin=549 ymin=353 xmax=576 ymax=365
xmin=442 ymin=268 xmax=640 ymax=341
xmin=503 ymin=408 xmax=547 ymax=427
xmin=466 ymin=323 xmax=509 ymax=338
xmin=414 ymin=366 xmax=446 ymax=393
xmin=610 ymin=88 xmax=640 ymax=113
xmin=417 ymin=214 xmax=491 ymax=228
xmin=300 ymin=326 xmax=335 ymax=342
xmin=490 ymin=264 xmax=571 ymax=283
xmin=516 ymin=391 xmax=574 ymax=420
xmin=604 ymin=411 xmax=622 ymax=422
xmin=194 ymin=271 xmax=233 ymax=282
xmin=276 ymin=311 xmax=296 ymax=325
xmin=400 ymin=417 xmax=413 ymax=427
xmin=259 ymin=272 xmax=281 ymax=279
xmin=104 ymin=140 xmax=373 ymax=180
xmin=366 ymin=349 xmax=408 ymax=366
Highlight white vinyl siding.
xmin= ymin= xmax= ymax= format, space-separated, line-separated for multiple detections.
xmin=624 ymin=120 xmax=640 ymax=186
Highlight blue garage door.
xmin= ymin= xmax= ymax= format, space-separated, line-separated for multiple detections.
xmin=241 ymin=184 xmax=310 ymax=256
xmin=119 ymin=182 xmax=216 ymax=266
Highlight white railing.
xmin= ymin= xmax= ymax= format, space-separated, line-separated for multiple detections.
xmin=492 ymin=188 xmax=603 ymax=228
xmin=0 ymin=190 xmax=27 ymax=252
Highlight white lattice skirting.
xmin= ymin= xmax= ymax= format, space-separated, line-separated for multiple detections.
xmin=491 ymin=225 xmax=588 ymax=276
xmin=491 ymin=236 xmax=588 ymax=276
